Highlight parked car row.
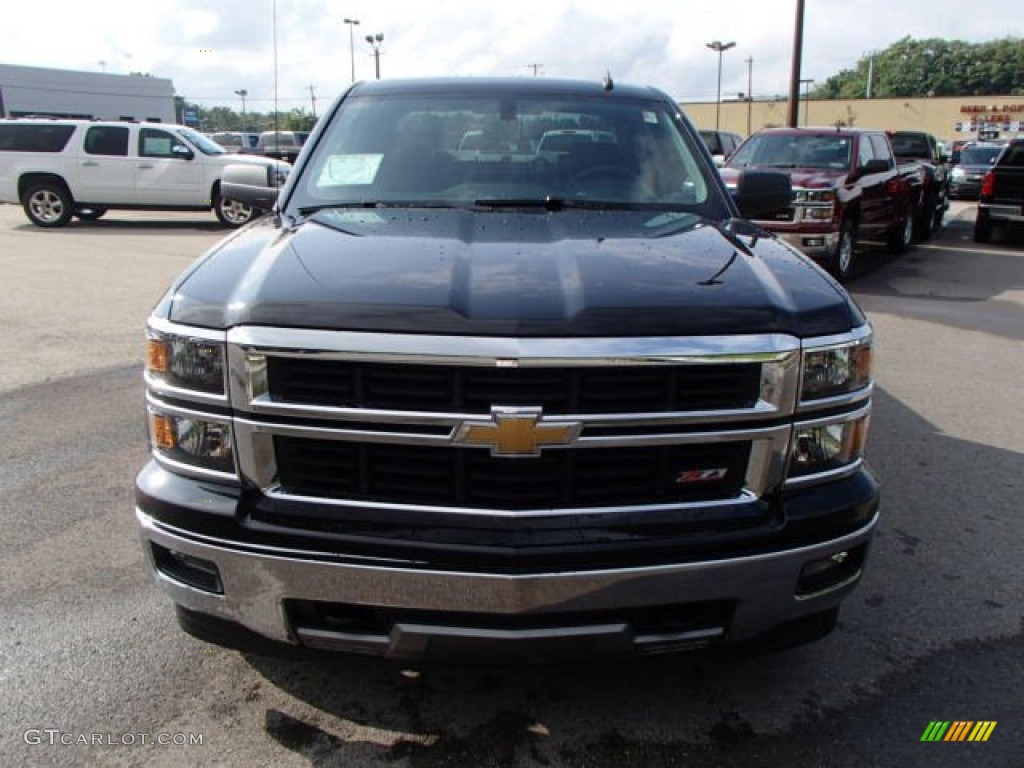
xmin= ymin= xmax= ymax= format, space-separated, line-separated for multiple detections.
xmin=208 ymin=130 xmax=310 ymax=163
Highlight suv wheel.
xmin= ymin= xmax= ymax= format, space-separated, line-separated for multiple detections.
xmin=23 ymin=182 xmax=74 ymax=228
xmin=214 ymin=193 xmax=255 ymax=228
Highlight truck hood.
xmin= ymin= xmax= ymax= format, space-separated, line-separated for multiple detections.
xmin=722 ymin=166 xmax=846 ymax=190
xmin=164 ymin=208 xmax=858 ymax=337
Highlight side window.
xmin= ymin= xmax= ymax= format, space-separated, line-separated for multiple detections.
xmin=139 ymin=128 xmax=188 ymax=158
xmin=856 ymin=138 xmax=873 ymax=168
xmin=868 ymin=135 xmax=893 ymax=167
xmin=84 ymin=126 xmax=130 ymax=156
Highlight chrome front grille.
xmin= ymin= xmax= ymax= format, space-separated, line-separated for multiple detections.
xmin=227 ymin=329 xmax=801 ymax=516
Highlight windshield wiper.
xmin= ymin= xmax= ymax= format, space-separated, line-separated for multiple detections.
xmin=297 ymin=201 xmax=466 ymax=216
xmin=473 ymin=197 xmax=666 ymax=212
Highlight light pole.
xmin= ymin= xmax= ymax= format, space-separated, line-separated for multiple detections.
xmin=365 ymin=33 xmax=384 ymax=80
xmin=344 ymin=18 xmax=360 ymax=83
xmin=234 ymin=89 xmax=248 ymax=132
xmin=706 ymin=40 xmax=736 ymax=130
xmin=800 ymin=78 xmax=814 ymax=126
xmin=745 ymin=56 xmax=753 ymax=136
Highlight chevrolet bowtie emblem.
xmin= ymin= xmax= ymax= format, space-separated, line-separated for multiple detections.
xmin=454 ymin=407 xmax=582 ymax=458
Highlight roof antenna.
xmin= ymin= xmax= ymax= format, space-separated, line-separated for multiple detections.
xmin=603 ymin=71 xmax=614 ymax=91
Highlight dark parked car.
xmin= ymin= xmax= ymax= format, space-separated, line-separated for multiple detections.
xmin=950 ymin=142 xmax=1006 ymax=200
xmin=699 ymin=129 xmax=742 ymax=166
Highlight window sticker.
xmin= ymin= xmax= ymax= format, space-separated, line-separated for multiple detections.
xmin=319 ymin=154 xmax=383 ymax=186
xmin=642 ymin=111 xmax=659 ymax=125
xmin=143 ymin=136 xmax=173 ymax=156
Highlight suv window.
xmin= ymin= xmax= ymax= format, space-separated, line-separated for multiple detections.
xmin=0 ymin=124 xmax=76 ymax=152
xmin=84 ymin=126 xmax=130 ymax=156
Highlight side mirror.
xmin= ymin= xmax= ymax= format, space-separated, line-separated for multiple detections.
xmin=172 ymin=144 xmax=195 ymax=161
xmin=733 ymin=170 xmax=792 ymax=219
xmin=221 ymin=164 xmax=282 ymax=211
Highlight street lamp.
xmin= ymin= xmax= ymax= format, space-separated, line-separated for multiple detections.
xmin=234 ymin=89 xmax=248 ymax=132
xmin=343 ymin=18 xmax=360 ymax=83
xmin=706 ymin=40 xmax=736 ymax=130
xmin=800 ymin=78 xmax=814 ymax=126
xmin=365 ymin=33 xmax=384 ymax=80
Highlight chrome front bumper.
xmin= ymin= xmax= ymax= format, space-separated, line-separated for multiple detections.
xmin=777 ymin=231 xmax=838 ymax=258
xmin=138 ymin=508 xmax=877 ymax=659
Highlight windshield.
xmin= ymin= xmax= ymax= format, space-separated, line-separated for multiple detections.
xmin=176 ymin=127 xmax=226 ymax=156
xmin=289 ymin=90 xmax=716 ymax=214
xmin=728 ymin=134 xmax=852 ymax=170
xmin=959 ymin=146 xmax=1002 ymax=166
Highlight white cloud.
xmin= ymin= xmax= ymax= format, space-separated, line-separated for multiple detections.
xmin=3 ymin=0 xmax=1021 ymax=111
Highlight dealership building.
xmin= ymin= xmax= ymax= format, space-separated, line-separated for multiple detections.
xmin=683 ymin=94 xmax=1024 ymax=145
xmin=0 ymin=63 xmax=176 ymax=123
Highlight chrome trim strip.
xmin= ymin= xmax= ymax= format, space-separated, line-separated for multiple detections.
xmin=783 ymin=458 xmax=865 ymax=490
xmin=253 ymin=488 xmax=765 ymax=519
xmin=239 ymin=395 xmax=789 ymax=426
xmin=800 ymin=324 xmax=872 ymax=351
xmin=147 ymin=317 xmax=228 ymax=342
xmin=227 ymin=327 xmax=801 ymax=360
xmin=144 ymin=371 xmax=229 ymax=407
xmin=794 ymin=569 xmax=863 ymax=601
xmin=797 ymin=382 xmax=873 ymax=414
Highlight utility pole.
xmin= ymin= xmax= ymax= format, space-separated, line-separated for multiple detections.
xmin=365 ymin=33 xmax=384 ymax=80
xmin=706 ymin=40 xmax=736 ymax=131
xmin=526 ymin=64 xmax=543 ymax=77
xmin=309 ymin=84 xmax=317 ymax=119
xmin=786 ymin=0 xmax=805 ymax=128
xmin=745 ymin=56 xmax=753 ymax=136
xmin=344 ymin=18 xmax=360 ymax=83
xmin=800 ymin=78 xmax=814 ymax=126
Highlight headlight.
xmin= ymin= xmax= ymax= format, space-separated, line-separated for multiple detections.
xmin=149 ymin=407 xmax=235 ymax=477
xmin=147 ymin=332 xmax=226 ymax=394
xmin=787 ymin=410 xmax=870 ymax=482
xmin=793 ymin=189 xmax=836 ymax=204
xmin=801 ymin=338 xmax=872 ymax=403
xmin=951 ymin=167 xmax=965 ymax=179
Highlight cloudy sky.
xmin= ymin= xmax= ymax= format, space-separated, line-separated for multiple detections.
xmin=5 ymin=0 xmax=1021 ymax=112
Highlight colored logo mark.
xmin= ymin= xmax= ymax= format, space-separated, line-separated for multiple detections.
xmin=921 ymin=721 xmax=997 ymax=742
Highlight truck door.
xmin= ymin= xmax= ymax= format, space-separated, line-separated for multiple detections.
xmin=78 ymin=125 xmax=134 ymax=204
xmin=856 ymin=134 xmax=892 ymax=239
xmin=134 ymin=126 xmax=202 ymax=205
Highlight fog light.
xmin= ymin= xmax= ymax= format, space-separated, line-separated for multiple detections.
xmin=152 ymin=543 xmax=223 ymax=593
xmin=796 ymin=545 xmax=866 ymax=598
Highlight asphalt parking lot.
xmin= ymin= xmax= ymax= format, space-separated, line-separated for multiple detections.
xmin=0 ymin=201 xmax=1021 ymax=767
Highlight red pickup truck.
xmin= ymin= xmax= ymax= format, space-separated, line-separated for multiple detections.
xmin=721 ymin=128 xmax=924 ymax=281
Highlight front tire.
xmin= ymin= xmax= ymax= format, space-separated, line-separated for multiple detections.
xmin=214 ymin=193 xmax=255 ymax=228
xmin=887 ymin=206 xmax=914 ymax=254
xmin=827 ymin=220 xmax=857 ymax=282
xmin=22 ymin=182 xmax=74 ymax=227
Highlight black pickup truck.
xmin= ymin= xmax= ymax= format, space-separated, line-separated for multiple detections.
xmin=136 ymin=77 xmax=879 ymax=662
xmin=975 ymin=138 xmax=1024 ymax=243
xmin=889 ymin=130 xmax=950 ymax=240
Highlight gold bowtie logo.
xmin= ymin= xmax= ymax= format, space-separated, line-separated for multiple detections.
xmin=454 ymin=407 xmax=581 ymax=458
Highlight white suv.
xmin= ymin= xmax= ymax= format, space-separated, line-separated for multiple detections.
xmin=0 ymin=119 xmax=289 ymax=227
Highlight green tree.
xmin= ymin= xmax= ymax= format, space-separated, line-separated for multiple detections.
xmin=814 ymin=36 xmax=1024 ymax=99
